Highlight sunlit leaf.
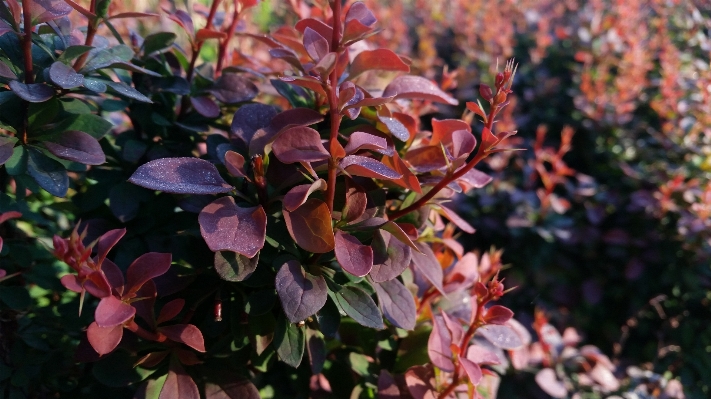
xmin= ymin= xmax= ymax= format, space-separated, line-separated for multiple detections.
xmin=275 ymin=260 xmax=328 ymax=323
xmin=129 ymin=157 xmax=233 ymax=194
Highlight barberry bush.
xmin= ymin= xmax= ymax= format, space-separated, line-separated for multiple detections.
xmin=0 ymin=0 xmax=701 ymax=398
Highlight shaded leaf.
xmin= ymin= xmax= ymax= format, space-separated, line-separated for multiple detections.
xmin=405 ymin=365 xmax=437 ymax=399
xmin=214 ymin=251 xmax=258 ymax=282
xmin=377 ymin=370 xmax=400 ymax=399
xmin=283 ymin=198 xmax=335 ymax=253
xmin=223 ymin=151 xmax=249 ymax=179
xmin=334 ymin=231 xmax=373 ymax=277
xmin=106 ymin=81 xmax=152 ymax=103
xmin=44 ymin=130 xmax=105 ymax=165
xmin=306 ymin=329 xmax=326 ymax=374
xmin=382 ymin=75 xmax=458 ymax=105
xmin=156 ymin=299 xmax=185 ymax=325
xmin=199 ymin=197 xmax=267 ymax=258
xmin=332 ymin=286 xmax=383 ymax=329
xmin=159 ymin=361 xmax=200 ymax=399
xmin=275 ymin=260 xmax=328 ymax=323
xmin=87 ymin=322 xmax=123 ymax=356
xmin=374 ymin=278 xmax=416 ymax=330
xmin=274 ymin=314 xmax=305 ymax=368
xmin=410 ymin=243 xmax=444 ymax=294
xmin=159 ymin=324 xmax=206 ymax=352
xmin=341 ymin=155 xmax=401 ymax=180
xmin=26 ymin=147 xmax=68 ymax=197
xmin=204 ymin=381 xmax=260 ymax=399
xmin=0 ymin=136 xmax=17 ymax=165
xmin=142 ymin=32 xmax=177 ymax=55
xmin=231 ymin=103 xmax=279 ymax=150
xmin=129 ymin=157 xmax=234 ymax=194
xmin=208 ymin=74 xmax=258 ymax=104
xmin=190 ymin=96 xmax=219 ymax=118
xmin=9 ymin=81 xmax=54 ymax=102
xmin=126 ymin=252 xmax=172 ymax=295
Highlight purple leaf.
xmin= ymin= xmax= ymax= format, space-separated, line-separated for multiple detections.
xmin=125 ymin=252 xmax=172 ymax=296
xmin=0 ymin=138 xmax=15 ymax=166
xmin=345 ymin=2 xmax=376 ymax=26
xmin=340 ymin=155 xmax=401 ymax=180
xmin=437 ymin=204 xmax=475 ymax=233
xmin=535 ymin=368 xmax=567 ymax=398
xmin=48 ymin=61 xmax=83 ymax=89
xmin=248 ymin=107 xmax=324 ymax=156
xmin=44 ymin=130 xmax=106 ymax=165
xmin=231 ymin=103 xmax=279 ymax=150
xmin=283 ymin=198 xmax=335 ymax=253
xmin=342 ymin=178 xmax=367 ymax=222
xmin=483 ymin=305 xmax=514 ymax=325
xmin=427 ymin=314 xmax=454 ymax=371
xmin=477 ymin=324 xmax=523 ymax=350
xmin=344 ymin=132 xmax=392 ymax=155
xmin=0 ymin=20 xmax=12 ymax=37
xmin=83 ymin=271 xmax=112 ymax=298
xmin=295 ymin=18 xmax=333 ymax=42
xmin=31 ymin=0 xmax=72 ymax=24
xmin=459 ymin=358 xmax=483 ymax=385
xmin=223 ymin=151 xmax=249 ymax=179
xmin=165 ymin=9 xmax=194 ymax=36
xmin=272 ymin=126 xmax=329 ymax=164
xmin=334 ymin=231 xmax=373 ymax=277
xmin=382 ymin=75 xmax=458 ymax=105
xmin=60 ymin=274 xmax=82 ymax=293
xmin=87 ymin=322 xmax=123 ymax=356
xmin=199 ymin=197 xmax=267 ymax=258
xmin=204 ymin=381 xmax=261 ymax=399
xmin=466 ymin=345 xmax=501 ymax=365
xmin=207 ymin=74 xmax=258 ymax=104
xmin=306 ymin=329 xmax=326 ymax=374
xmin=441 ymin=311 xmax=463 ymax=346
xmin=370 ymin=230 xmax=412 ymax=282
xmin=303 ymin=27 xmax=329 ymax=61
xmin=190 ymin=96 xmax=220 ymax=118
xmin=128 ymin=157 xmax=234 ymax=194
xmin=95 ymin=296 xmax=136 ymax=327
xmin=214 ymin=250 xmax=259 ymax=282
xmin=133 ymin=280 xmax=158 ymax=327
xmin=411 ymin=243 xmax=445 ymax=294
xmin=159 ymin=361 xmax=200 ymax=399
xmin=9 ymin=81 xmax=54 ymax=102
xmin=378 ymin=115 xmax=410 ymax=141
xmin=159 ymin=324 xmax=206 ymax=352
xmin=373 ymin=279 xmax=416 ymax=330
xmin=283 ymin=179 xmax=327 ymax=212
xmin=95 ymin=228 xmax=126 ymax=266
xmin=377 ymin=370 xmax=400 ymax=399
xmin=156 ymin=299 xmax=185 ymax=325
xmin=275 ymin=260 xmax=328 ymax=323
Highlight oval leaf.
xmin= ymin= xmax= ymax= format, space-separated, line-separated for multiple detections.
xmin=126 ymin=252 xmax=172 ymax=295
xmin=26 ymin=147 xmax=68 ymax=197
xmin=350 ymin=49 xmax=409 ymax=79
xmin=9 ymin=80 xmax=55 ymax=102
xmin=49 ymin=61 xmax=84 ymax=89
xmin=427 ymin=314 xmax=454 ymax=371
xmin=208 ymin=74 xmax=258 ymax=104
xmin=87 ymin=322 xmax=123 ymax=356
xmin=129 ymin=157 xmax=234 ymax=194
xmin=159 ymin=361 xmax=200 ymax=399
xmin=199 ymin=197 xmax=267 ymax=258
xmin=159 ymin=324 xmax=206 ymax=352
xmin=370 ymin=230 xmax=412 ymax=282
xmin=382 ymin=75 xmax=458 ymax=105
xmin=95 ymin=296 xmax=136 ymax=328
xmin=477 ymin=324 xmax=523 ymax=350
xmin=341 ymin=155 xmax=401 ymax=180
xmin=334 ymin=231 xmax=373 ymax=277
xmin=283 ymin=198 xmax=335 ymax=253
xmin=283 ymin=179 xmax=327 ymax=212
xmin=272 ymin=126 xmax=330 ymax=164
xmin=44 ymin=130 xmax=106 ymax=165
xmin=332 ymin=286 xmax=383 ymax=329
xmin=274 ymin=314 xmax=305 ymax=368
xmin=374 ymin=278 xmax=416 ymax=330
xmin=275 ymin=260 xmax=328 ymax=323
xmin=214 ymin=250 xmax=259 ymax=282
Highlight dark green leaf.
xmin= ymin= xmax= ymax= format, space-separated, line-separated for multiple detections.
xmin=143 ymin=32 xmax=177 ymax=56
xmin=93 ymin=350 xmax=155 ymax=387
xmin=315 ymin=297 xmax=340 ymax=339
xmin=331 ymin=285 xmax=383 ymax=329
xmin=83 ymin=77 xmax=107 ymax=93
xmin=57 ymin=45 xmax=94 ymax=63
xmin=273 ymin=314 xmax=305 ymax=368
xmin=0 ymin=286 xmax=31 ymax=309
xmin=245 ymin=289 xmax=277 ymax=315
xmin=106 ymin=81 xmax=153 ymax=103
xmin=26 ymin=147 xmax=69 ymax=197
xmin=0 ymin=136 xmax=17 ymax=166
xmin=5 ymin=145 xmax=27 ymax=175
xmin=214 ymin=251 xmax=259 ymax=282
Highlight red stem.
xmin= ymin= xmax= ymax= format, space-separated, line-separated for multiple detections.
xmin=72 ymin=0 xmax=98 ymax=71
xmin=126 ymin=320 xmax=165 ymax=342
xmin=325 ymin=0 xmax=343 ymax=212
xmin=216 ymin=0 xmax=240 ymax=75
xmin=389 ymin=105 xmax=498 ymax=220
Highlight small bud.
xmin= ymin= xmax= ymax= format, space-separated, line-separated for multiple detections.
xmin=479 ymin=84 xmax=493 ymax=101
xmin=494 ymin=91 xmax=507 ymax=105
xmin=213 ymin=299 xmax=222 ymax=322
xmin=495 ymin=72 xmax=505 ymax=89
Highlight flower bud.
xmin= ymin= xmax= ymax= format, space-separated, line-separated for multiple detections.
xmin=479 ymin=84 xmax=493 ymax=101
xmin=495 ymin=72 xmax=505 ymax=89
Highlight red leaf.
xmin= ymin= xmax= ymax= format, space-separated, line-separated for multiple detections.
xmin=427 ymin=314 xmax=454 ymax=371
xmin=381 ymin=154 xmax=422 ymax=194
xmin=125 ymin=252 xmax=172 ymax=296
xmin=404 ymin=365 xmax=437 ymax=399
xmin=344 ymin=132 xmax=391 ymax=155
xmin=436 ymin=204 xmax=475 ymax=233
xmin=283 ymin=179 xmax=327 ymax=212
xmin=459 ymin=358 xmax=483 ymax=385
xmin=334 ymin=231 xmax=373 ymax=277
xmin=275 ymin=260 xmax=328 ymax=323
xmin=342 ymin=18 xmax=373 ymax=45
xmin=87 ymin=322 xmax=123 ymax=356
xmin=84 ymin=271 xmax=112 ymax=298
xmin=272 ymin=126 xmax=329 ymax=164
xmin=60 ymin=274 xmax=82 ymax=293
xmin=303 ymin=27 xmax=329 ymax=61
xmin=159 ymin=361 xmax=200 ymax=399
xmin=159 ymin=324 xmax=206 ymax=352
xmin=156 ymin=299 xmax=185 ymax=325
xmin=279 ymin=76 xmax=327 ymax=98
xmin=382 ymin=75 xmax=458 ymax=105
xmin=350 ymin=49 xmax=409 ymax=79
xmin=430 ymin=118 xmax=471 ymax=145
xmin=465 ymin=101 xmax=488 ymax=122
xmin=283 ymin=198 xmax=335 ymax=253
xmin=405 ymin=146 xmax=447 ymax=173
xmin=101 ymin=259 xmax=125 ymax=296
xmin=341 ymin=178 xmax=367 ymax=222
xmin=443 ymin=252 xmax=479 ymax=293
xmin=295 ymin=18 xmax=333 ymax=42
xmin=196 ymin=28 xmax=227 ymax=42
xmin=198 ymin=197 xmax=267 ymax=257
xmin=0 ymin=211 xmax=21 ymax=224
xmin=164 ymin=9 xmax=194 ymax=36
xmin=483 ymin=305 xmax=514 ymax=325
xmin=108 ymin=12 xmax=159 ymax=19
xmin=341 ymin=155 xmax=401 ymax=180
xmin=381 ymin=221 xmax=419 ymax=252
xmin=95 ymin=296 xmax=136 ymax=327
xmin=223 ymin=151 xmax=249 ymax=179
xmin=95 ymin=228 xmax=126 ymax=266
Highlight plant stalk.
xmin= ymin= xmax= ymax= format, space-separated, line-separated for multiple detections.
xmin=325 ymin=0 xmax=343 ymax=212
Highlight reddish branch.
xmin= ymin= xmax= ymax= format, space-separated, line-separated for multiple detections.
xmin=325 ymin=0 xmax=344 ymax=212
xmin=72 ymin=0 xmax=98 ymax=71
xmin=215 ymin=0 xmax=241 ymax=75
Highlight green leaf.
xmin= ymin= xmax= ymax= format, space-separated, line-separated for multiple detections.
xmin=331 ymin=286 xmax=384 ymax=329
xmin=248 ymin=312 xmax=276 ymax=355
xmin=105 ymin=81 xmax=153 ymax=103
xmin=92 ymin=350 xmax=156 ymax=387
xmin=0 ymin=286 xmax=31 ymax=309
xmin=315 ymin=297 xmax=341 ymax=339
xmin=42 ymin=113 xmax=113 ymax=140
xmin=57 ymin=45 xmax=94 ymax=64
xmin=143 ymin=32 xmax=177 ymax=56
xmin=27 ymin=98 xmax=60 ymax=130
xmin=26 ymin=147 xmax=69 ymax=197
xmin=4 ymin=144 xmax=26 ymax=174
xmin=273 ymin=314 xmax=305 ymax=368
xmin=214 ymin=251 xmax=259 ymax=282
